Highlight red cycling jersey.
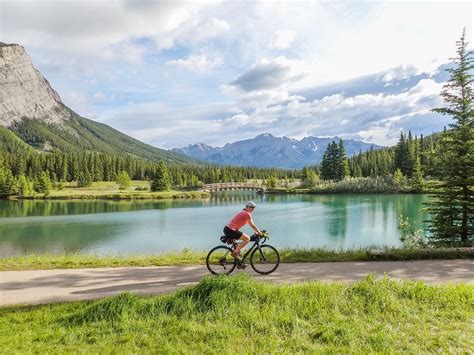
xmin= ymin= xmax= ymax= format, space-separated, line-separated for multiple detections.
xmin=226 ymin=209 xmax=252 ymax=231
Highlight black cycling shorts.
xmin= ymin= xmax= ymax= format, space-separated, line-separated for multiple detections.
xmin=223 ymin=226 xmax=243 ymax=240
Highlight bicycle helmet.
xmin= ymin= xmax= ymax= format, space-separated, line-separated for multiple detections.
xmin=246 ymin=201 xmax=257 ymax=209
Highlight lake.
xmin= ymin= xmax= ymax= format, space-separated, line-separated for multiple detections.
xmin=0 ymin=193 xmax=430 ymax=256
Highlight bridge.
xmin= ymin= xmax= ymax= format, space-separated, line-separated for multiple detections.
xmin=202 ymin=182 xmax=266 ymax=193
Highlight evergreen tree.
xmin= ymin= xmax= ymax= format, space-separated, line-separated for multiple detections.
xmin=77 ymin=168 xmax=92 ymax=188
xmin=394 ymin=132 xmax=411 ymax=175
xmin=0 ymin=167 xmax=15 ymax=197
xmin=68 ymin=155 xmax=79 ymax=181
xmin=321 ymin=141 xmax=338 ymax=180
xmin=427 ymin=30 xmax=474 ymax=245
xmin=406 ymin=131 xmax=416 ymax=176
xmin=151 ymin=160 xmax=171 ymax=191
xmin=18 ymin=175 xmax=34 ymax=197
xmin=411 ymin=156 xmax=424 ymax=192
xmin=12 ymin=155 xmax=26 ymax=176
xmin=35 ymin=171 xmax=52 ymax=196
xmin=338 ymin=139 xmax=350 ymax=180
xmin=60 ymin=155 xmax=68 ymax=182
xmin=321 ymin=140 xmax=347 ymax=181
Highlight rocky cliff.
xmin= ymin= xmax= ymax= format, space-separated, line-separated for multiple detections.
xmin=0 ymin=42 xmax=70 ymax=126
xmin=0 ymin=43 xmax=199 ymax=164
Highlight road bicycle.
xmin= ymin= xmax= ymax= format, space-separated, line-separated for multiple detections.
xmin=206 ymin=230 xmax=280 ymax=275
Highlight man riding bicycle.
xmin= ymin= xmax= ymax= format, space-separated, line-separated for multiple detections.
xmin=223 ymin=201 xmax=262 ymax=261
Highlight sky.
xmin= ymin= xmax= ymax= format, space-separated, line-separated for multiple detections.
xmin=0 ymin=0 xmax=472 ymax=148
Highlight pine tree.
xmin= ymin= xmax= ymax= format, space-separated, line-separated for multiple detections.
xmin=18 ymin=175 xmax=34 ymax=197
xmin=337 ymin=139 xmax=349 ymax=180
xmin=66 ymin=155 xmax=76 ymax=181
xmin=77 ymin=167 xmax=92 ymax=187
xmin=406 ymin=131 xmax=416 ymax=177
xmin=321 ymin=141 xmax=337 ymax=180
xmin=0 ymin=167 xmax=15 ymax=197
xmin=395 ymin=132 xmax=411 ymax=175
xmin=151 ymin=160 xmax=171 ymax=191
xmin=411 ymin=156 xmax=424 ymax=192
xmin=427 ymin=30 xmax=474 ymax=245
xmin=35 ymin=171 xmax=52 ymax=196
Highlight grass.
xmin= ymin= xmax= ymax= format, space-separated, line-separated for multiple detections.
xmin=1 ymin=247 xmax=472 ymax=271
xmin=0 ymin=275 xmax=472 ymax=353
xmin=11 ymin=181 xmax=209 ymax=200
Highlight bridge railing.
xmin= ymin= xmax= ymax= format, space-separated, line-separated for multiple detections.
xmin=202 ymin=182 xmax=265 ymax=191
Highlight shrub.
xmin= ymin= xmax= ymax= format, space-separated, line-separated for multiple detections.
xmin=398 ymin=215 xmax=428 ymax=248
xmin=116 ymin=171 xmax=131 ymax=190
xmin=309 ymin=176 xmax=398 ymax=194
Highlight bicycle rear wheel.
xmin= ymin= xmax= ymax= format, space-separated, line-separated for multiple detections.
xmin=206 ymin=245 xmax=237 ymax=275
xmin=250 ymin=244 xmax=280 ymax=275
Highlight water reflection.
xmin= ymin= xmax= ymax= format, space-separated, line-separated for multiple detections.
xmin=0 ymin=193 xmax=431 ymax=256
xmin=322 ymin=197 xmax=348 ymax=240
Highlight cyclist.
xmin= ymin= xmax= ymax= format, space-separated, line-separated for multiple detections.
xmin=223 ymin=201 xmax=262 ymax=261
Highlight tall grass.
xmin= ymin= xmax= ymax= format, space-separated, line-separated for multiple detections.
xmin=1 ymin=275 xmax=472 ymax=353
xmin=1 ymin=247 xmax=472 ymax=271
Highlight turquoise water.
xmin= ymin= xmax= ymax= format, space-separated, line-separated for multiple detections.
xmin=0 ymin=193 xmax=430 ymax=256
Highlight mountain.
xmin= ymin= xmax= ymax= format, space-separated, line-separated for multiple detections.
xmin=172 ymin=133 xmax=382 ymax=168
xmin=0 ymin=42 xmax=198 ymax=164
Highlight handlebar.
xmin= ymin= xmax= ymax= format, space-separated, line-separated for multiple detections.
xmin=251 ymin=229 xmax=269 ymax=241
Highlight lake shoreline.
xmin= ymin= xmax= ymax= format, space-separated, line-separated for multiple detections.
xmin=2 ymin=188 xmax=429 ymax=201
xmin=264 ymin=188 xmax=428 ymax=195
xmin=4 ymin=190 xmax=210 ymax=200
xmin=1 ymin=247 xmax=473 ymax=271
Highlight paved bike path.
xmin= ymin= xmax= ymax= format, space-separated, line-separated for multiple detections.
xmin=1 ymin=260 xmax=473 ymax=306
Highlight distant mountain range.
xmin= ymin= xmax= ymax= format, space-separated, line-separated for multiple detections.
xmin=0 ymin=42 xmax=198 ymax=165
xmin=172 ymin=133 xmax=382 ymax=168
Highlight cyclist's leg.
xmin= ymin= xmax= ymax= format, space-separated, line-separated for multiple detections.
xmin=233 ymin=233 xmax=250 ymax=254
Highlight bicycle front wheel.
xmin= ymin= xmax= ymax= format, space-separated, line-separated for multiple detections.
xmin=206 ymin=246 xmax=237 ymax=275
xmin=250 ymin=244 xmax=280 ymax=275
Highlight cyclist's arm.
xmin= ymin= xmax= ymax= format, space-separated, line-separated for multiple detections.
xmin=248 ymin=218 xmax=262 ymax=235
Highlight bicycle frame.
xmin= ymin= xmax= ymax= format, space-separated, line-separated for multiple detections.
xmin=231 ymin=236 xmax=268 ymax=263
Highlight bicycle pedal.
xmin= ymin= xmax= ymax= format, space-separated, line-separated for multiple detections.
xmin=237 ymin=262 xmax=246 ymax=269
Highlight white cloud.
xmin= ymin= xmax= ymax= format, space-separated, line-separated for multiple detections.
xmin=166 ymin=53 xmax=223 ymax=72
xmin=97 ymin=72 xmax=448 ymax=148
xmin=380 ymin=65 xmax=419 ymax=82
xmin=270 ymin=30 xmax=296 ymax=49
xmin=216 ymin=77 xmax=447 ymax=146
xmin=61 ymin=91 xmax=97 ymax=118
xmin=1 ymin=0 xmax=212 ymax=60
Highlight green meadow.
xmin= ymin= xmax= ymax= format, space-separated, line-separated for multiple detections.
xmin=1 ymin=275 xmax=472 ymax=353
